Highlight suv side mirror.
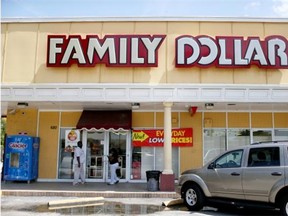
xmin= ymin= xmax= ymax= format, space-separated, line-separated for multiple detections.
xmin=208 ymin=162 xmax=215 ymax=169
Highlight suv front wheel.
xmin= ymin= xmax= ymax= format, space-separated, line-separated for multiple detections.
xmin=182 ymin=183 xmax=205 ymax=211
xmin=280 ymin=196 xmax=288 ymax=216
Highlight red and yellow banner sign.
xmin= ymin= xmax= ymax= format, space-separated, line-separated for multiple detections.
xmin=132 ymin=128 xmax=193 ymax=147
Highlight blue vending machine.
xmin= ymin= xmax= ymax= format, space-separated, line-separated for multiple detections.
xmin=4 ymin=135 xmax=40 ymax=183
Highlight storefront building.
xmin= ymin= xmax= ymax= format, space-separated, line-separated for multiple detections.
xmin=1 ymin=17 xmax=288 ymax=183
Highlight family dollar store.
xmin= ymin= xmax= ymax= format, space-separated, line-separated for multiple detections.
xmin=1 ymin=17 xmax=288 ymax=190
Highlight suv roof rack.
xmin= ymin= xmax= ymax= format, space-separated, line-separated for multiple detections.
xmin=251 ymin=140 xmax=288 ymax=145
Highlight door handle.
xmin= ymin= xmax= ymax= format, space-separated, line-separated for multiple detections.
xmin=271 ymin=172 xmax=282 ymax=176
xmin=231 ymin=172 xmax=240 ymax=176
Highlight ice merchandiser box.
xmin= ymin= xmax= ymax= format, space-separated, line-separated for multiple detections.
xmin=4 ymin=135 xmax=40 ymax=183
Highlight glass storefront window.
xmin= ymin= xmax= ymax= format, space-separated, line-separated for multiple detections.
xmin=131 ymin=146 xmax=142 ymax=180
xmin=227 ymin=129 xmax=250 ymax=150
xmin=58 ymin=128 xmax=81 ymax=179
xmin=203 ymin=129 xmax=226 ymax=164
xmin=274 ymin=129 xmax=288 ymax=141
xmin=252 ymin=130 xmax=272 ymax=143
xmin=155 ymin=147 xmax=179 ymax=178
xmin=203 ymin=128 xmax=287 ymax=165
xmin=138 ymin=147 xmax=154 ymax=179
xmin=131 ymin=146 xmax=179 ymax=180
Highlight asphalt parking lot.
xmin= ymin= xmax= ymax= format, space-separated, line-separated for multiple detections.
xmin=1 ymin=196 xmax=281 ymax=216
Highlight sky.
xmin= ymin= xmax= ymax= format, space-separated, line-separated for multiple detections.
xmin=1 ymin=0 xmax=288 ymax=18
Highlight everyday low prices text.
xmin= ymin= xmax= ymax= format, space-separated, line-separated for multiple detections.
xmin=132 ymin=128 xmax=193 ymax=147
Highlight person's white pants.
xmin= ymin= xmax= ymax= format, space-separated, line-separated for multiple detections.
xmin=109 ymin=162 xmax=119 ymax=184
xmin=73 ymin=163 xmax=85 ymax=185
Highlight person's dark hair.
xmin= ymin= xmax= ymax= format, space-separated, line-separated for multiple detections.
xmin=110 ymin=148 xmax=117 ymax=154
xmin=77 ymin=141 xmax=83 ymax=147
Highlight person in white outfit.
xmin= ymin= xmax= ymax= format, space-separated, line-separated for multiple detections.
xmin=108 ymin=148 xmax=120 ymax=185
xmin=73 ymin=141 xmax=85 ymax=186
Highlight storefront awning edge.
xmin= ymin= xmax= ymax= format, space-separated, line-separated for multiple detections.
xmin=2 ymin=83 xmax=288 ymax=103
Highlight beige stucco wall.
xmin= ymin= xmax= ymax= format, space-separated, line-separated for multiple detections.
xmin=228 ymin=113 xmax=250 ymax=128
xmin=1 ymin=21 xmax=288 ymax=84
xmin=6 ymin=108 xmax=38 ymax=136
xmin=180 ymin=112 xmax=203 ymax=172
xmin=274 ymin=113 xmax=288 ymax=127
xmin=251 ymin=112 xmax=273 ymax=128
xmin=38 ymin=112 xmax=59 ymax=178
xmin=203 ymin=112 xmax=226 ymax=128
xmin=61 ymin=112 xmax=82 ymax=127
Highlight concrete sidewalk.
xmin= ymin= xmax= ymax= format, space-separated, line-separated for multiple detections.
xmin=1 ymin=181 xmax=180 ymax=199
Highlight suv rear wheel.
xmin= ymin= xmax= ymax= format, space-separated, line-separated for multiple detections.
xmin=182 ymin=184 xmax=205 ymax=211
xmin=280 ymin=196 xmax=288 ymax=216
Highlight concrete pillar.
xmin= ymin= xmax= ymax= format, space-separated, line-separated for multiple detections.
xmin=160 ymin=102 xmax=175 ymax=191
xmin=162 ymin=101 xmax=173 ymax=174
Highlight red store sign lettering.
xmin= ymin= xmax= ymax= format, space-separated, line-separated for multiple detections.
xmin=47 ymin=34 xmax=288 ymax=69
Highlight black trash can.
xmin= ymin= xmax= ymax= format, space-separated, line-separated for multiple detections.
xmin=146 ymin=170 xmax=161 ymax=191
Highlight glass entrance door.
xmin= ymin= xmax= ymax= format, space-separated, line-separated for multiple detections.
xmin=85 ymin=130 xmax=130 ymax=182
xmin=86 ymin=131 xmax=105 ymax=180
xmin=106 ymin=131 xmax=130 ymax=182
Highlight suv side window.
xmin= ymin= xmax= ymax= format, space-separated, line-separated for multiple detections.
xmin=215 ymin=150 xmax=243 ymax=168
xmin=248 ymin=147 xmax=280 ymax=167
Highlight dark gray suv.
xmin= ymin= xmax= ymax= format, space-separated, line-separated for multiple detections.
xmin=178 ymin=141 xmax=288 ymax=215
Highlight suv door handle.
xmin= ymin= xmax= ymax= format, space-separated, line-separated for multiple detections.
xmin=271 ymin=172 xmax=282 ymax=176
xmin=231 ymin=172 xmax=240 ymax=176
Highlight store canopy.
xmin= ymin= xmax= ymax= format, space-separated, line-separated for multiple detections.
xmin=76 ymin=110 xmax=132 ymax=131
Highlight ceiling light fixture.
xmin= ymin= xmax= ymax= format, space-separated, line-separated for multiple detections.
xmin=205 ymin=103 xmax=214 ymax=110
xmin=17 ymin=102 xmax=28 ymax=108
xmin=131 ymin=103 xmax=140 ymax=109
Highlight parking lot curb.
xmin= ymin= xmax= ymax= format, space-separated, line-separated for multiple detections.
xmin=1 ymin=189 xmax=180 ymax=199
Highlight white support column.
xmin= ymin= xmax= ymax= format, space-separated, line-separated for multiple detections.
xmin=162 ymin=102 xmax=173 ymax=175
